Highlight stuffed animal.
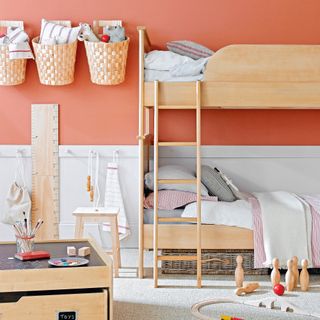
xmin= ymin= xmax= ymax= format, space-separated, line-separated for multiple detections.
xmin=103 ymin=25 xmax=126 ymax=43
xmin=78 ymin=23 xmax=99 ymax=42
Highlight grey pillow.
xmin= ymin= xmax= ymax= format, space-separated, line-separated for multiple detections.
xmin=201 ymin=165 xmax=236 ymax=202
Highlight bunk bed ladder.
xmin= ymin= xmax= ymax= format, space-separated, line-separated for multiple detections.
xmin=153 ymin=80 xmax=202 ymax=288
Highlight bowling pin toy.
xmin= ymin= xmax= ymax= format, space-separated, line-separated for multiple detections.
xmin=285 ymin=259 xmax=295 ymax=292
xmin=271 ymin=257 xmax=281 ymax=286
xmin=300 ymin=259 xmax=309 ymax=292
xmin=292 ymin=256 xmax=299 ymax=288
xmin=235 ymin=255 xmax=244 ymax=288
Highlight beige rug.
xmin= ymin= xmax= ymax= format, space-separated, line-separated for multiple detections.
xmin=114 ymin=273 xmax=320 ymax=319
xmin=114 ymin=250 xmax=320 ymax=320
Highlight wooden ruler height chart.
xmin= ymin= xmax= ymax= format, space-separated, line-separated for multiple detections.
xmin=31 ymin=104 xmax=59 ymax=240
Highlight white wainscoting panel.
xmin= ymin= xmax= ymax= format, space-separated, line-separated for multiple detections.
xmin=0 ymin=145 xmax=319 ymax=247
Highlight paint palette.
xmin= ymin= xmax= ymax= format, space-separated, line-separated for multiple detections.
xmin=48 ymin=257 xmax=89 ymax=267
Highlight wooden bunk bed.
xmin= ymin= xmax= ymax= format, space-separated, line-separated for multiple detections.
xmin=137 ymin=26 xmax=320 ymax=285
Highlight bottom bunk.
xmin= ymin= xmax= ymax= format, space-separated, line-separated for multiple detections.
xmin=143 ymin=223 xmax=253 ymax=250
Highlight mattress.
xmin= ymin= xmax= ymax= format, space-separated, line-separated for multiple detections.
xmin=144 ymin=209 xmax=185 ymax=224
xmin=145 ymin=69 xmax=204 ymax=82
xmin=144 ymin=199 xmax=253 ymax=230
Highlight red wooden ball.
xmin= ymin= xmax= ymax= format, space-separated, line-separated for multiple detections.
xmin=273 ymin=284 xmax=285 ymax=296
xmin=101 ymin=34 xmax=110 ymax=43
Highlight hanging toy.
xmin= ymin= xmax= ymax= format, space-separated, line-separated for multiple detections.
xmin=87 ymin=150 xmax=100 ymax=207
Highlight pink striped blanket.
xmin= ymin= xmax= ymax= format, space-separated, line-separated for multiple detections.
xmin=251 ymin=194 xmax=320 ymax=268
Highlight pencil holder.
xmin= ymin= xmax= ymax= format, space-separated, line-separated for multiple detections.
xmin=16 ymin=235 xmax=35 ymax=253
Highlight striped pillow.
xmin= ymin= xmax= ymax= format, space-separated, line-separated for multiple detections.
xmin=144 ymin=190 xmax=217 ymax=210
xmin=167 ymin=40 xmax=214 ymax=60
xmin=39 ymin=19 xmax=81 ymax=44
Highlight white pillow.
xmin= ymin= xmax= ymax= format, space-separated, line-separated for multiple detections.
xmin=145 ymin=165 xmax=208 ymax=196
xmin=170 ymin=57 xmax=209 ymax=77
xmin=39 ymin=19 xmax=81 ymax=44
xmin=144 ymin=50 xmax=193 ymax=71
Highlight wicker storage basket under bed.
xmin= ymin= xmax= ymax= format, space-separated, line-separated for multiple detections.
xmin=84 ymin=37 xmax=129 ymax=85
xmin=0 ymin=20 xmax=26 ymax=86
xmin=161 ymin=249 xmax=269 ymax=275
xmin=32 ymin=36 xmax=77 ymax=86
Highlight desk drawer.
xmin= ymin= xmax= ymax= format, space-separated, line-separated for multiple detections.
xmin=0 ymin=290 xmax=108 ymax=320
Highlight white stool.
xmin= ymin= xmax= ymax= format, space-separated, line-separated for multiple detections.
xmin=73 ymin=207 xmax=121 ymax=277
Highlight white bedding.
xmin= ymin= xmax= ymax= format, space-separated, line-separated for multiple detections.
xmin=144 ymin=50 xmax=208 ymax=82
xmin=182 ymin=191 xmax=313 ymax=268
xmin=254 ymin=191 xmax=312 ymax=268
xmin=182 ymin=199 xmax=253 ymax=229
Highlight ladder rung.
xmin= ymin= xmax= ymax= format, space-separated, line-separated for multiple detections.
xmin=159 ymin=105 xmax=197 ymax=110
xmin=158 ymin=142 xmax=197 ymax=147
xmin=158 ymin=217 xmax=197 ymax=223
xmin=158 ymin=179 xmax=197 ymax=185
xmin=157 ymin=255 xmax=198 ymax=261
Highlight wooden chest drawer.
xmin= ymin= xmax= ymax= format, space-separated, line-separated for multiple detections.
xmin=0 ymin=290 xmax=108 ymax=320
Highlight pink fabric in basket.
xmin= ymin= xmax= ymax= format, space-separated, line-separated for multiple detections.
xmin=144 ymin=190 xmax=217 ymax=210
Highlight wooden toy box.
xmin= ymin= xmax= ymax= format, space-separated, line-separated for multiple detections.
xmin=0 ymin=239 xmax=112 ymax=320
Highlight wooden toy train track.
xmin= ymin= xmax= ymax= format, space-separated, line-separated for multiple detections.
xmin=191 ymin=297 xmax=320 ymax=320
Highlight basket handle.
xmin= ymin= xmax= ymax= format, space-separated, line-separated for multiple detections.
xmin=0 ymin=20 xmax=24 ymax=31
xmin=93 ymin=20 xmax=122 ymax=35
xmin=48 ymin=20 xmax=72 ymax=28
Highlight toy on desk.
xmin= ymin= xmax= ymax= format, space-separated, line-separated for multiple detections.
xmin=273 ymin=283 xmax=285 ymax=296
xmin=270 ymin=257 xmax=281 ymax=286
xmin=67 ymin=246 xmax=77 ymax=256
xmin=292 ymin=256 xmax=299 ymax=288
xmin=15 ymin=251 xmax=50 ymax=261
xmin=235 ymin=282 xmax=260 ymax=296
xmin=235 ymin=255 xmax=244 ymax=288
xmin=300 ymin=259 xmax=309 ymax=291
xmin=285 ymin=259 xmax=295 ymax=291
xmin=78 ymin=246 xmax=91 ymax=257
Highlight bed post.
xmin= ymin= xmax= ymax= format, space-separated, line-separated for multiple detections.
xmin=137 ymin=26 xmax=148 ymax=279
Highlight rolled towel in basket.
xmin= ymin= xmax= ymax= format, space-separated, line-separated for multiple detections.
xmin=7 ymin=27 xmax=29 ymax=43
xmin=5 ymin=27 xmax=34 ymax=60
xmin=9 ymin=42 xmax=34 ymax=60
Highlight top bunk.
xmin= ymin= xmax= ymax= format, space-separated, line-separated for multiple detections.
xmin=138 ymin=26 xmax=320 ymax=109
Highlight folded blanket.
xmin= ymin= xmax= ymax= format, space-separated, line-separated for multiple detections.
xmin=1 ymin=27 xmax=34 ymax=60
xmin=253 ymin=191 xmax=311 ymax=268
xmin=251 ymin=191 xmax=320 ymax=269
xmin=9 ymin=42 xmax=34 ymax=60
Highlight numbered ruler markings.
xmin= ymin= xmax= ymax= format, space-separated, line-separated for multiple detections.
xmin=31 ymin=104 xmax=59 ymax=239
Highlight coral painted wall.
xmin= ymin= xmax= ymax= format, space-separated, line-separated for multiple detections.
xmin=1 ymin=0 xmax=320 ymax=145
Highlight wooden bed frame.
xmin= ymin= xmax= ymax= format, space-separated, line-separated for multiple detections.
xmin=137 ymin=26 xmax=320 ymax=279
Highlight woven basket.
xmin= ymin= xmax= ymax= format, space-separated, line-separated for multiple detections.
xmin=0 ymin=45 xmax=27 ymax=85
xmin=32 ymin=36 xmax=77 ymax=86
xmin=0 ymin=20 xmax=26 ymax=86
xmin=84 ymin=37 xmax=129 ymax=85
xmin=161 ymin=249 xmax=269 ymax=275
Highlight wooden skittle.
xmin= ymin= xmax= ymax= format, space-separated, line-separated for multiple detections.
xmin=235 ymin=282 xmax=260 ymax=296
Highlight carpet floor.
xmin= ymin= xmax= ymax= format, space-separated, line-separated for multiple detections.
xmin=113 ymin=250 xmax=320 ymax=320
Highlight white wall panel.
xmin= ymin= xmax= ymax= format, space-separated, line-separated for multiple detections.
xmin=0 ymin=145 xmax=319 ymax=247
